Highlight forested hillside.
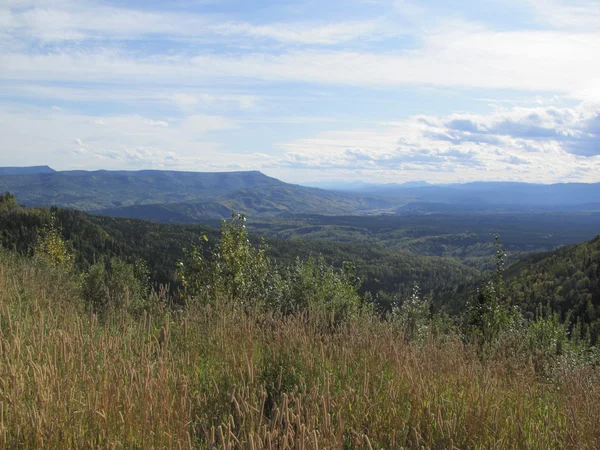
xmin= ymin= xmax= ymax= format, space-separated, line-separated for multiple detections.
xmin=96 ymin=185 xmax=392 ymax=220
xmin=0 ymin=170 xmax=283 ymax=210
xmin=246 ymin=212 xmax=600 ymax=271
xmin=4 ymin=191 xmax=600 ymax=326
xmin=0 ymin=169 xmax=394 ymax=216
xmin=0 ymin=194 xmax=479 ymax=306
xmin=506 ymin=235 xmax=600 ymax=327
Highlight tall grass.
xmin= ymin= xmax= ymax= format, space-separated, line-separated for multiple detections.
xmin=1 ymin=251 xmax=600 ymax=449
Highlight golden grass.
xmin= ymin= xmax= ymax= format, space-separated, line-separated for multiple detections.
xmin=1 ymin=253 xmax=600 ymax=449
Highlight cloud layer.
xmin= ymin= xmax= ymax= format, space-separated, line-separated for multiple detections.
xmin=1 ymin=0 xmax=599 ymax=183
xmin=278 ymin=102 xmax=600 ymax=183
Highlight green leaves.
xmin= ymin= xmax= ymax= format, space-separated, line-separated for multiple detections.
xmin=178 ymin=212 xmax=273 ymax=309
xmin=32 ymin=214 xmax=74 ymax=270
xmin=177 ymin=212 xmax=361 ymax=324
xmin=81 ymin=257 xmax=150 ymax=316
xmin=465 ymin=236 xmax=522 ymax=344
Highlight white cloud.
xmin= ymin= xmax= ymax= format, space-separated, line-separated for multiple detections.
xmin=2 ymin=0 xmax=600 ymax=184
xmin=0 ymin=83 xmax=262 ymax=112
xmin=0 ymin=1 xmax=385 ymax=45
xmin=215 ymin=19 xmax=385 ymax=45
xmin=2 ymin=1 xmax=599 ymax=101
xmin=181 ymin=115 xmax=239 ymax=133
xmin=0 ymin=105 xmax=258 ymax=171
xmin=2 ymin=25 xmax=599 ymax=100
xmin=276 ymin=101 xmax=600 ymax=183
xmin=528 ymin=0 xmax=600 ymax=30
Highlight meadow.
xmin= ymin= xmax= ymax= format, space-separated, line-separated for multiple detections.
xmin=1 ymin=247 xmax=600 ymax=449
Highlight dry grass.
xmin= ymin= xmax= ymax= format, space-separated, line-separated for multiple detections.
xmin=1 ymin=252 xmax=600 ymax=449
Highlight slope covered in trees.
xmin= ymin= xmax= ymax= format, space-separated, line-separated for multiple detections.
xmin=0 ymin=169 xmax=393 ymax=216
xmin=3 ymin=168 xmax=600 ymax=223
xmin=0 ymin=195 xmax=479 ymax=305
xmin=506 ymin=235 xmax=600 ymax=330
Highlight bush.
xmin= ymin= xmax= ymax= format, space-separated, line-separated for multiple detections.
xmin=81 ymin=257 xmax=150 ymax=316
xmin=179 ymin=213 xmax=274 ymax=310
xmin=178 ymin=213 xmax=361 ymax=324
xmin=32 ymin=214 xmax=74 ymax=270
xmin=389 ymin=286 xmax=431 ymax=343
xmin=280 ymin=257 xmax=360 ymax=325
xmin=465 ymin=235 xmax=523 ymax=344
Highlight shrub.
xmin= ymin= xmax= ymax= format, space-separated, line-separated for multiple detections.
xmin=178 ymin=213 xmax=361 ymax=324
xmin=281 ymin=257 xmax=361 ymax=325
xmin=389 ymin=285 xmax=431 ymax=343
xmin=81 ymin=257 xmax=150 ymax=316
xmin=178 ymin=213 xmax=274 ymax=310
xmin=465 ymin=235 xmax=523 ymax=344
xmin=32 ymin=214 xmax=74 ymax=270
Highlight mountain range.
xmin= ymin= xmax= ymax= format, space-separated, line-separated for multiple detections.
xmin=2 ymin=166 xmax=600 ymax=222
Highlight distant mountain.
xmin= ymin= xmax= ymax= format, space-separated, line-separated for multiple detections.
xmin=0 ymin=165 xmax=55 ymax=175
xmin=303 ymin=180 xmax=431 ymax=192
xmin=2 ymin=168 xmax=600 ymax=222
xmin=0 ymin=170 xmax=285 ymax=211
xmin=94 ymin=184 xmax=394 ymax=222
xmin=383 ymin=182 xmax=600 ymax=207
xmin=396 ymin=201 xmax=600 ymax=214
xmin=0 ymin=169 xmax=397 ymax=219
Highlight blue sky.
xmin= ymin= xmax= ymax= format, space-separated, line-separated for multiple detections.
xmin=1 ymin=0 xmax=599 ymax=183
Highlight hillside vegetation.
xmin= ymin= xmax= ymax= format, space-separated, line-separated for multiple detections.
xmin=0 ymin=170 xmax=393 ymax=217
xmin=0 ymin=195 xmax=481 ymax=307
xmin=3 ymin=168 xmax=600 ymax=223
xmin=3 ymin=189 xmax=600 ymax=447
xmin=1 ymin=213 xmax=600 ymax=448
xmin=506 ymin=235 xmax=600 ymax=331
xmin=247 ymin=212 xmax=600 ymax=269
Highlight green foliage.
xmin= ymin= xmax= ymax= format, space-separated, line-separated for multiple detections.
xmin=3 ymin=195 xmax=600 ymax=351
xmin=32 ymin=214 xmax=74 ymax=270
xmin=465 ymin=236 xmax=523 ymax=344
xmin=214 ymin=213 xmax=272 ymax=306
xmin=178 ymin=213 xmax=274 ymax=309
xmin=279 ymin=257 xmax=361 ymax=324
xmin=389 ymin=286 xmax=431 ymax=343
xmin=505 ymin=235 xmax=600 ymax=342
xmin=81 ymin=263 xmax=110 ymax=313
xmin=247 ymin=212 xmax=600 ymax=271
xmin=178 ymin=213 xmax=361 ymax=323
xmin=0 ymin=192 xmax=18 ymax=212
xmin=81 ymin=257 xmax=150 ymax=315
xmin=4 ymin=249 xmax=600 ymax=449
xmin=523 ymin=304 xmax=599 ymax=379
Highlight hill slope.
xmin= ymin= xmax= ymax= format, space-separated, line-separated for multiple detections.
xmin=0 ymin=165 xmax=55 ymax=175
xmin=3 ymin=168 xmax=600 ymax=221
xmin=0 ymin=170 xmax=285 ymax=211
xmin=0 ymin=199 xmax=480 ymax=301
xmin=505 ymin=235 xmax=600 ymax=326
xmin=96 ymin=184 xmax=393 ymax=220
xmin=0 ymin=169 xmax=394 ymax=218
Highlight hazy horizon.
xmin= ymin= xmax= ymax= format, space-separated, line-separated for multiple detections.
xmin=5 ymin=164 xmax=600 ymax=187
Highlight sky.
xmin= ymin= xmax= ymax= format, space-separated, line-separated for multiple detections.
xmin=1 ymin=0 xmax=600 ymax=184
